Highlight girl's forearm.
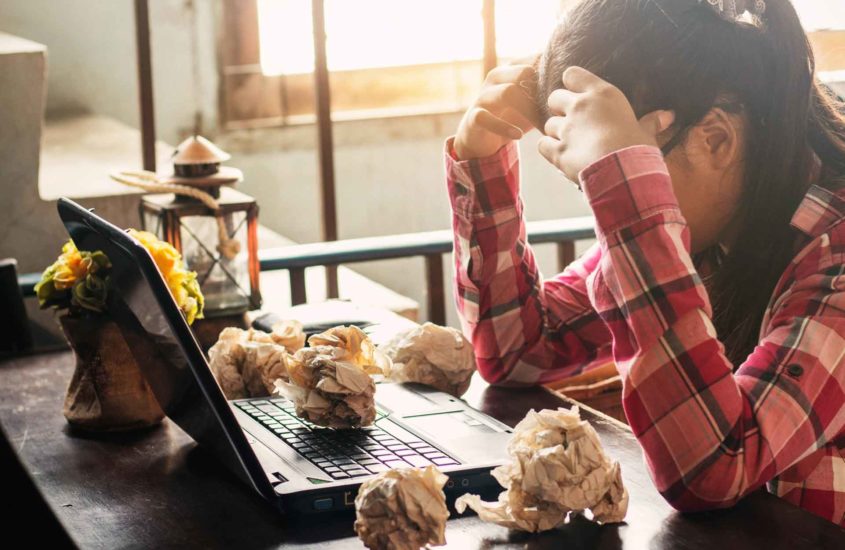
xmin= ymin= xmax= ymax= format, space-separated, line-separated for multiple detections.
xmin=445 ymin=138 xmax=611 ymax=385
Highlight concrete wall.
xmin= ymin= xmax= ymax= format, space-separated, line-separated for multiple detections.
xmin=0 ymin=32 xmax=142 ymax=275
xmin=1 ymin=0 xmax=218 ymax=145
xmin=0 ymin=1 xmax=218 ymax=274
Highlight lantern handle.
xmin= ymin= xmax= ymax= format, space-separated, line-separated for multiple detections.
xmin=109 ymin=170 xmax=241 ymax=260
xmin=110 ymin=170 xmax=221 ymax=210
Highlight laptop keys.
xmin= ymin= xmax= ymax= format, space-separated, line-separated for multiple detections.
xmin=244 ymin=398 xmax=462 ymax=478
xmin=404 ymin=455 xmax=432 ymax=468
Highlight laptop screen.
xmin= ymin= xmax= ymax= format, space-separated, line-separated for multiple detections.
xmin=58 ymin=199 xmax=274 ymax=499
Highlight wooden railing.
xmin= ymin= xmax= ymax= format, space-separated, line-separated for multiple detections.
xmin=257 ymin=217 xmax=595 ymax=324
xmin=18 ymin=217 xmax=596 ymax=325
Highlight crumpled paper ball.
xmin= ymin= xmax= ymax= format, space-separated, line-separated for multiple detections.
xmin=354 ymin=465 xmax=449 ymax=550
xmin=272 ymin=325 xmax=391 ymax=428
xmin=455 ymin=407 xmax=628 ymax=531
xmin=208 ymin=328 xmax=290 ymax=400
xmin=269 ymin=319 xmax=306 ymax=352
xmin=308 ymin=325 xmax=391 ymax=375
xmin=379 ymin=322 xmax=476 ymax=397
xmin=274 ymin=346 xmax=377 ymax=428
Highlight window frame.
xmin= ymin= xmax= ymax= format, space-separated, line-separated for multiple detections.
xmin=218 ymin=0 xmax=499 ymax=130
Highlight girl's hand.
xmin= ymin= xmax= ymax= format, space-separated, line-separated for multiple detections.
xmin=538 ymin=67 xmax=674 ymax=182
xmin=454 ymin=64 xmax=543 ymax=160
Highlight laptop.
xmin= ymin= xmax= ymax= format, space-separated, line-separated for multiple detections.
xmin=57 ymin=198 xmax=511 ymax=514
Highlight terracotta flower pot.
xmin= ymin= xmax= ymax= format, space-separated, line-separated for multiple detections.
xmin=60 ymin=315 xmax=165 ymax=432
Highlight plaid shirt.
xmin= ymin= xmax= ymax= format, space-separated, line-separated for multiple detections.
xmin=446 ymin=138 xmax=845 ymax=526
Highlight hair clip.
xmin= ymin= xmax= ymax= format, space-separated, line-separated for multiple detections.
xmin=699 ymin=0 xmax=766 ymax=23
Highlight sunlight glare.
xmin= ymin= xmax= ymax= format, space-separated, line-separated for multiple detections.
xmin=496 ymin=0 xmax=561 ymax=61
xmin=258 ymin=0 xmax=561 ymax=76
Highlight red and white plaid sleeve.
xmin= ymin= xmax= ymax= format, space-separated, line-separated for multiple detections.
xmin=581 ymin=145 xmax=845 ymax=523
xmin=444 ymin=137 xmax=612 ymax=386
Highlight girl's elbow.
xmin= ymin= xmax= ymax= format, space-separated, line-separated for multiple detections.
xmin=476 ymin=359 xmax=539 ymax=388
xmin=659 ymin=479 xmax=748 ymax=514
xmin=476 ymin=364 xmax=527 ymax=387
xmin=662 ymin=493 xmax=740 ymax=514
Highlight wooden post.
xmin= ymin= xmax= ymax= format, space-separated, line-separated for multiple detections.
xmin=482 ymin=0 xmax=498 ymax=77
xmin=311 ymin=0 xmax=339 ymax=299
xmin=289 ymin=268 xmax=307 ymax=306
xmin=557 ymin=240 xmax=575 ymax=273
xmin=425 ymin=254 xmax=446 ymax=325
xmin=134 ymin=0 xmax=156 ymax=172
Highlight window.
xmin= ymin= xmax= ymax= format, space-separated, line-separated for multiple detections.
xmin=220 ymin=0 xmax=562 ymax=128
xmin=794 ymin=0 xmax=845 ymax=78
xmin=256 ymin=0 xmax=559 ymax=75
xmin=219 ymin=1 xmax=845 ymax=129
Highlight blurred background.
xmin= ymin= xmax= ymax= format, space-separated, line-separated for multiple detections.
xmin=2 ymin=0 xmax=843 ymax=329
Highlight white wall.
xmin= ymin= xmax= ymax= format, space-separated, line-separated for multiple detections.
xmin=1 ymin=0 xmax=218 ymax=145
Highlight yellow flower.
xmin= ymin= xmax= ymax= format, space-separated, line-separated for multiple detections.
xmin=128 ymin=229 xmax=205 ymax=324
xmin=151 ymin=241 xmax=181 ymax=275
xmin=35 ymin=240 xmax=111 ymax=312
xmin=52 ymin=241 xmax=92 ymax=290
xmin=36 ymin=233 xmax=204 ymax=323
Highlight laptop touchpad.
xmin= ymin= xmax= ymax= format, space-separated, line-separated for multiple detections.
xmin=375 ymin=382 xmax=464 ymax=416
xmin=404 ymin=412 xmax=510 ymax=463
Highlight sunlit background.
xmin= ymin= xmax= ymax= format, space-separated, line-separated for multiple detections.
xmin=257 ymin=0 xmax=561 ymax=76
xmin=257 ymin=0 xmax=837 ymax=77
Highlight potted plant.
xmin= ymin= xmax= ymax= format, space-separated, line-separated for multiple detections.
xmin=34 ymin=230 xmax=204 ymax=432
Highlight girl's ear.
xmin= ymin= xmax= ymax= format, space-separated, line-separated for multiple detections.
xmin=691 ymin=107 xmax=743 ymax=171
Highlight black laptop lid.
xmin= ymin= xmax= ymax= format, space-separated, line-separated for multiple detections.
xmin=57 ymin=198 xmax=276 ymax=502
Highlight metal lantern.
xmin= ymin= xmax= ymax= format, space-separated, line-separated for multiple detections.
xmin=139 ymin=136 xmax=261 ymax=317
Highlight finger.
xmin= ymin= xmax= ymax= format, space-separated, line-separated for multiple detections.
xmin=477 ymin=83 xmax=543 ymax=131
xmin=538 ymin=136 xmax=579 ymax=183
xmin=638 ymin=110 xmax=676 ymax=137
xmin=471 ymin=108 xmax=524 ymax=140
xmin=561 ymin=66 xmax=606 ymax=93
xmin=485 ymin=64 xmax=536 ymax=85
xmin=547 ymin=88 xmax=579 ymax=116
xmin=477 ymin=83 xmax=525 ymax=110
xmin=543 ymin=115 xmax=567 ymax=139
xmin=537 ymin=135 xmax=562 ymax=166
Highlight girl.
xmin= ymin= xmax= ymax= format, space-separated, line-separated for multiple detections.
xmin=445 ymin=0 xmax=845 ymax=525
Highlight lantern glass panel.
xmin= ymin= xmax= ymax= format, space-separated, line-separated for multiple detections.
xmin=143 ymin=210 xmax=162 ymax=238
xmin=179 ymin=212 xmax=251 ymax=314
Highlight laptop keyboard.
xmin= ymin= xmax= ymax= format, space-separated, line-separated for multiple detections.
xmin=235 ymin=397 xmax=461 ymax=480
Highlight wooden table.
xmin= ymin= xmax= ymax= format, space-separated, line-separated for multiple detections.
xmin=2 ymin=350 xmax=844 ymax=549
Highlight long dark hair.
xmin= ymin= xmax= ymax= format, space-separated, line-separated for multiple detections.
xmin=537 ymin=0 xmax=845 ymax=366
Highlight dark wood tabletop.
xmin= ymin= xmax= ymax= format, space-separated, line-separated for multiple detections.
xmin=2 ymin=350 xmax=844 ymax=549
